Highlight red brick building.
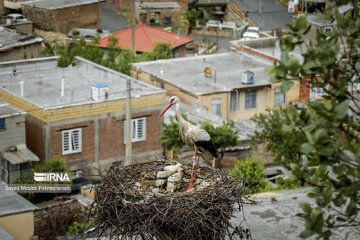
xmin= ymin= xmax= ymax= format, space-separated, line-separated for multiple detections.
xmin=0 ymin=57 xmax=166 ymax=175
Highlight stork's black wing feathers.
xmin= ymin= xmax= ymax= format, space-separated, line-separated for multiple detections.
xmin=195 ymin=140 xmax=218 ymax=158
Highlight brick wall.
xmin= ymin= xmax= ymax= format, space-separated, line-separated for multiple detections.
xmin=22 ymin=6 xmax=55 ymax=32
xmin=99 ymin=110 xmax=161 ymax=161
xmin=50 ymin=121 xmax=95 ymax=163
xmin=299 ymin=81 xmax=310 ymax=102
xmin=0 ymin=42 xmax=42 ymax=62
xmin=26 ymin=117 xmax=44 ymax=161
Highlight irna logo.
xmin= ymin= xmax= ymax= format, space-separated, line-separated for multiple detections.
xmin=34 ymin=172 xmax=71 ymax=182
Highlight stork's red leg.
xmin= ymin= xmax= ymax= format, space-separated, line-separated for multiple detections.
xmin=187 ymin=152 xmax=197 ymax=190
xmin=193 ymin=153 xmax=200 ymax=181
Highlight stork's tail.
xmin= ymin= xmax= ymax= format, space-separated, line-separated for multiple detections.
xmin=195 ymin=140 xmax=218 ymax=165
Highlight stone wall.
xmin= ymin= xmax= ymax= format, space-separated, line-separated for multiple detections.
xmin=23 ymin=2 xmax=101 ymax=34
xmin=0 ymin=42 xmax=42 ymax=62
xmin=4 ymin=21 xmax=34 ymax=34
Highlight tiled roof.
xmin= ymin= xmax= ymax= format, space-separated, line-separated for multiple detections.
xmin=97 ymin=22 xmax=194 ymax=52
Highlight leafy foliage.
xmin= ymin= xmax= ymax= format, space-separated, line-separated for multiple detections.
xmin=201 ymin=121 xmax=239 ymax=160
xmin=252 ymin=1 xmax=360 ymax=238
xmin=33 ymin=157 xmax=69 ymax=172
xmin=42 ymin=37 xmax=173 ymax=75
xmin=160 ymin=115 xmax=239 ymax=165
xmin=274 ymin=177 xmax=299 ymax=190
xmin=184 ymin=8 xmax=206 ymax=33
xmin=229 ymin=158 xmax=272 ymax=194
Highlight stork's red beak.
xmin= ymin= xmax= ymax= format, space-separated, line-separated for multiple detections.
xmin=158 ymin=103 xmax=172 ymax=119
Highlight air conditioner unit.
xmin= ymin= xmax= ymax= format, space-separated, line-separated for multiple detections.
xmin=241 ymin=70 xmax=254 ymax=85
xmin=91 ymin=84 xmax=110 ymax=101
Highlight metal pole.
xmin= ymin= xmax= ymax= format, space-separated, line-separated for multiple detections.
xmin=125 ymin=79 xmax=132 ymax=164
xmin=131 ymin=0 xmax=136 ymax=54
xmin=259 ymin=0 xmax=264 ymax=31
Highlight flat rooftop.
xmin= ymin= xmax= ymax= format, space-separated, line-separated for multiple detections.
xmin=0 ymin=101 xmax=25 ymax=118
xmin=0 ymin=182 xmax=37 ymax=217
xmin=0 ymin=57 xmax=165 ymax=110
xmin=0 ymin=27 xmax=43 ymax=52
xmin=23 ymin=0 xmax=102 ymax=10
xmin=132 ymin=52 xmax=273 ymax=95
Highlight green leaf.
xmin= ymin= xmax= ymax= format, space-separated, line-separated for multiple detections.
xmin=301 ymin=143 xmax=316 ymax=154
xmin=334 ymin=100 xmax=349 ymax=120
xmin=346 ymin=200 xmax=357 ymax=216
xmin=299 ymin=202 xmax=312 ymax=214
xmin=280 ymin=80 xmax=294 ymax=93
xmin=299 ymin=229 xmax=316 ymax=239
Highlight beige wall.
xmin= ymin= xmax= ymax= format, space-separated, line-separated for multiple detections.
xmin=0 ymin=211 xmax=34 ymax=240
xmin=132 ymin=67 xmax=300 ymax=121
xmin=136 ymin=8 xmax=183 ymax=27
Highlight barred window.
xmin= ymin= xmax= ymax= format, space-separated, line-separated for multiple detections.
xmin=124 ymin=117 xmax=146 ymax=143
xmin=62 ymin=128 xmax=82 ymax=155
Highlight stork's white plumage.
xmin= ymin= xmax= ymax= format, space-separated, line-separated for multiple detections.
xmin=158 ymin=96 xmax=218 ymax=189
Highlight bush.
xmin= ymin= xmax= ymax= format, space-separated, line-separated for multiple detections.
xmin=274 ymin=177 xmax=299 ymax=190
xmin=61 ymin=221 xmax=93 ymax=235
xmin=229 ymin=158 xmax=272 ymax=194
xmin=33 ymin=157 xmax=68 ymax=172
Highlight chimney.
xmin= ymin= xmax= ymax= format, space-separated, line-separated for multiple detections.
xmin=61 ymin=76 xmax=65 ymax=97
xmin=19 ymin=81 xmax=24 ymax=97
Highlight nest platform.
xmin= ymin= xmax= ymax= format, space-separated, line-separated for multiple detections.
xmin=88 ymin=160 xmax=249 ymax=240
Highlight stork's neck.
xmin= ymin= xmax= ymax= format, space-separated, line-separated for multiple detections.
xmin=175 ymin=102 xmax=185 ymax=124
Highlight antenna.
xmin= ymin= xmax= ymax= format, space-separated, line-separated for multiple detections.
xmin=61 ymin=76 xmax=65 ymax=97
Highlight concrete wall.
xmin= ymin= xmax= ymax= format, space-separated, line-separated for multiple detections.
xmin=0 ymin=114 xmax=26 ymax=151
xmin=0 ymin=0 xmax=4 ymax=15
xmin=0 ymin=42 xmax=42 ymax=62
xmin=23 ymin=2 xmax=101 ymax=34
xmin=0 ymin=211 xmax=34 ymax=240
xmin=4 ymin=21 xmax=33 ymax=34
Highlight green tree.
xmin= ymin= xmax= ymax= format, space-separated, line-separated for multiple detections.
xmin=229 ymin=158 xmax=272 ymax=194
xmin=201 ymin=121 xmax=239 ymax=162
xmin=144 ymin=42 xmax=173 ymax=60
xmin=184 ymin=8 xmax=206 ymax=33
xmin=160 ymin=115 xmax=239 ymax=166
xmin=252 ymin=1 xmax=360 ymax=238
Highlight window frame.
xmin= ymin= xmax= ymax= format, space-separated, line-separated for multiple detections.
xmin=211 ymin=98 xmax=222 ymax=116
xmin=230 ymin=91 xmax=239 ymax=112
xmin=245 ymin=90 xmax=257 ymax=109
xmin=0 ymin=118 xmax=5 ymax=131
xmin=62 ymin=128 xmax=82 ymax=155
xmin=124 ymin=117 xmax=147 ymax=143
xmin=274 ymin=87 xmax=287 ymax=106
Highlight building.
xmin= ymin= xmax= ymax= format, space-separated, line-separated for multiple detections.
xmin=115 ymin=0 xmax=188 ymax=11
xmin=305 ymin=14 xmax=336 ymax=41
xmin=131 ymin=51 xmax=299 ymax=121
xmin=97 ymin=22 xmax=194 ymax=57
xmin=135 ymin=2 xmax=183 ymax=28
xmin=66 ymin=28 xmax=111 ymax=43
xmin=22 ymin=0 xmax=102 ymax=34
xmin=0 ymin=56 xmax=166 ymax=175
xmin=0 ymin=181 xmax=37 ymax=240
xmin=0 ymin=101 xmax=39 ymax=183
xmin=0 ymin=27 xmax=43 ymax=62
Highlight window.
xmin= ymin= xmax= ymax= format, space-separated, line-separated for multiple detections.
xmin=62 ymin=128 xmax=82 ymax=155
xmin=149 ymin=11 xmax=161 ymax=26
xmin=140 ymin=13 xmax=147 ymax=23
xmin=0 ymin=118 xmax=5 ymax=130
xmin=124 ymin=117 xmax=146 ymax=143
xmin=211 ymin=99 xmax=222 ymax=116
xmin=274 ymin=87 xmax=286 ymax=106
xmin=245 ymin=90 xmax=257 ymax=109
xmin=310 ymin=85 xmax=327 ymax=100
xmin=324 ymin=27 xmax=332 ymax=34
xmin=230 ymin=91 xmax=238 ymax=112
xmin=163 ymin=17 xmax=171 ymax=25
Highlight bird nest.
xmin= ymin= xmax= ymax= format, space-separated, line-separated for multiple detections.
xmin=87 ymin=159 xmax=250 ymax=240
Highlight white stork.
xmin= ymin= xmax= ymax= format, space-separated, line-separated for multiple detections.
xmin=158 ymin=96 xmax=218 ymax=189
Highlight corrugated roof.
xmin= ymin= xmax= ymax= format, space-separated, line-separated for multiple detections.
xmin=22 ymin=0 xmax=102 ymax=10
xmin=0 ymin=182 xmax=37 ymax=217
xmin=97 ymin=22 xmax=194 ymax=52
xmin=2 ymin=144 xmax=40 ymax=165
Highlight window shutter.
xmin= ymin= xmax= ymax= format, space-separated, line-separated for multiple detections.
xmin=71 ymin=129 xmax=82 ymax=152
xmin=137 ymin=118 xmax=146 ymax=140
xmin=62 ymin=130 xmax=70 ymax=154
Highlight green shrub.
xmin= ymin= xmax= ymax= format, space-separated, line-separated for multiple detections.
xmin=229 ymin=158 xmax=272 ymax=194
xmin=274 ymin=177 xmax=299 ymax=190
xmin=33 ymin=157 xmax=68 ymax=172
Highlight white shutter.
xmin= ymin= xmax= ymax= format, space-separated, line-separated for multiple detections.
xmin=62 ymin=130 xmax=70 ymax=154
xmin=62 ymin=128 xmax=82 ymax=155
xmin=124 ymin=117 xmax=146 ymax=143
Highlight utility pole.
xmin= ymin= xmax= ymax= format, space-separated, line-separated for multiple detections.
xmin=131 ymin=0 xmax=136 ymax=54
xmin=125 ymin=79 xmax=132 ymax=165
xmin=259 ymin=0 xmax=264 ymax=31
